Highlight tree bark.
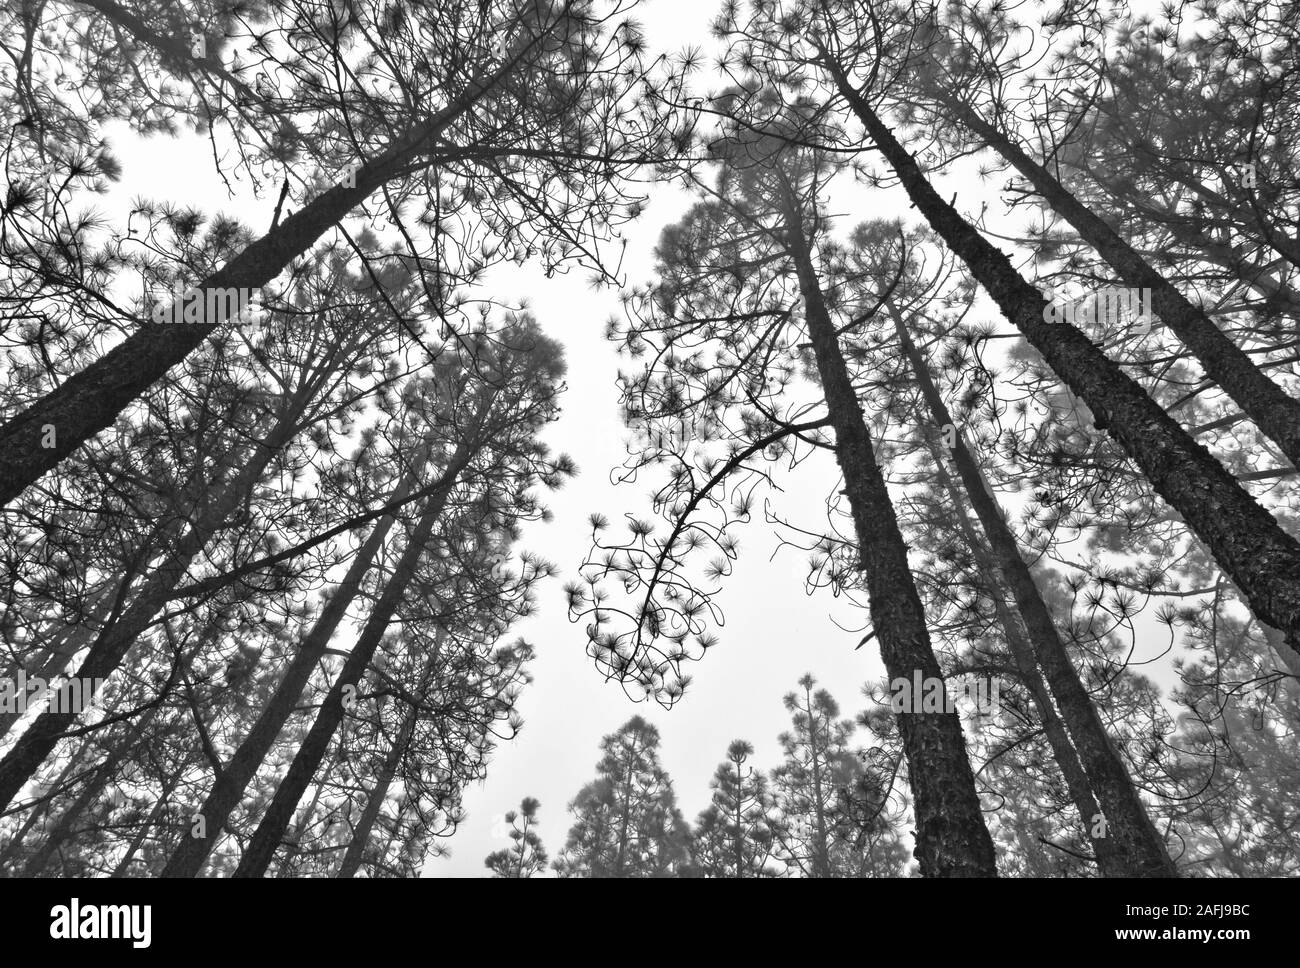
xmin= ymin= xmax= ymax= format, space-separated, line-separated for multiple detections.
xmin=782 ymin=193 xmax=998 ymax=877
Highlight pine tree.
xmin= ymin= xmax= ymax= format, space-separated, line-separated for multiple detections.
xmin=553 ymin=717 xmax=693 ymax=878
xmin=485 ymin=798 xmax=549 ymax=878
xmin=692 ymin=741 xmax=778 ymax=878
xmin=770 ymin=675 xmax=870 ymax=878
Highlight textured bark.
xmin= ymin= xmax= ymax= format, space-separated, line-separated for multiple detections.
xmin=825 ymin=65 xmax=1300 ymax=658
xmin=944 ymin=99 xmax=1300 ymax=469
xmin=0 ymin=59 xmax=509 ymax=506
xmin=897 ymin=303 xmax=1171 ymax=876
xmin=160 ymin=445 xmax=445 ymax=878
xmin=782 ymin=197 xmax=997 ymax=877
xmin=231 ymin=435 xmax=472 ymax=877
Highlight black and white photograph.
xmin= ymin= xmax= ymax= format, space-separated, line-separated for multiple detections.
xmin=0 ymin=0 xmax=1292 ymax=946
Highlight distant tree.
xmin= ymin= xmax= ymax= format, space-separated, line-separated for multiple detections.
xmin=692 ymin=740 xmax=778 ymax=878
xmin=553 ymin=716 xmax=693 ymax=878
xmin=484 ymin=797 xmax=548 ymax=878
xmin=770 ymin=675 xmax=871 ymax=878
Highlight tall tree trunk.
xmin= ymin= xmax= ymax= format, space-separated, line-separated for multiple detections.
xmin=821 ymin=59 xmax=1300 ymax=659
xmin=160 ymin=443 xmax=447 ymax=877
xmin=940 ymin=96 xmax=1300 ymax=468
xmin=110 ymin=768 xmax=184 ymax=878
xmin=1115 ymin=189 xmax=1300 ymax=321
xmin=918 ymin=421 xmax=1119 ymax=874
xmin=0 ymin=524 xmax=183 ymax=741
xmin=892 ymin=301 xmax=1175 ymax=876
xmin=781 ymin=191 xmax=998 ymax=877
xmin=231 ymin=431 xmax=475 ymax=877
xmin=273 ymin=781 xmax=327 ymax=877
xmin=0 ymin=741 xmax=92 ymax=869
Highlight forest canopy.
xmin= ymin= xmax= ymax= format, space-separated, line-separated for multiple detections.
xmin=0 ymin=0 xmax=1297 ymax=879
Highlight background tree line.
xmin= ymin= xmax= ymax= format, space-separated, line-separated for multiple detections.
xmin=487 ymin=675 xmax=910 ymax=878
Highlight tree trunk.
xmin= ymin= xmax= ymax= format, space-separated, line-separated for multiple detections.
xmin=0 ymin=528 xmax=181 ymax=741
xmin=334 ymin=698 xmax=420 ymax=878
xmin=110 ymin=766 xmax=185 ymax=877
xmin=273 ymin=781 xmax=327 ymax=877
xmin=20 ymin=704 xmax=161 ymax=876
xmin=941 ymin=97 xmax=1300 ymax=468
xmin=918 ymin=418 xmax=1119 ymax=874
xmin=823 ymin=63 xmax=1300 ymax=659
xmin=0 ymin=741 xmax=91 ymax=870
xmin=781 ymin=193 xmax=998 ymax=877
xmin=0 ymin=56 xmax=513 ymax=505
xmin=335 ymin=631 xmax=442 ymax=877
